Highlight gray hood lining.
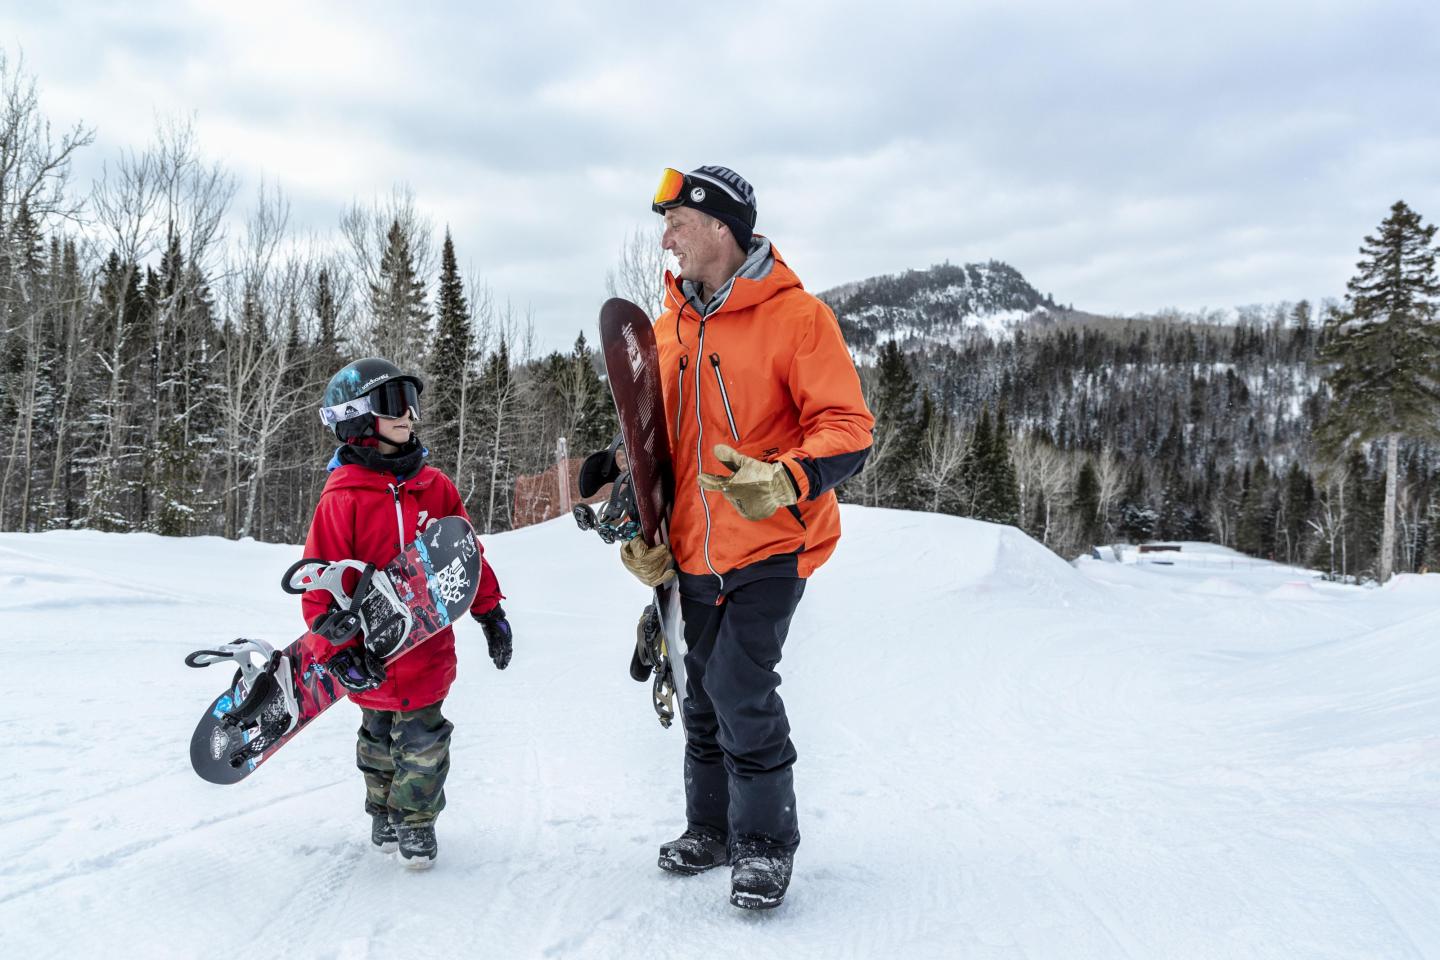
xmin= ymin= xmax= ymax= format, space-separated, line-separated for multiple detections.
xmin=682 ymin=237 xmax=774 ymax=318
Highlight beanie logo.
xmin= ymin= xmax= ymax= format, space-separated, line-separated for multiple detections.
xmin=690 ymin=187 xmax=707 ymax=203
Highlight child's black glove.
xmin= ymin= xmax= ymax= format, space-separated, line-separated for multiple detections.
xmin=474 ymin=603 xmax=513 ymax=671
xmin=327 ymin=645 xmax=387 ymax=692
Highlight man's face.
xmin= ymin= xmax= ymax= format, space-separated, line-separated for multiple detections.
xmin=661 ymin=206 xmax=729 ymax=280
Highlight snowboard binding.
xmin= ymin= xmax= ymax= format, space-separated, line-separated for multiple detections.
xmin=184 ymin=639 xmax=299 ymax=768
xmin=573 ymin=435 xmax=642 ymax=544
xmin=282 ymin=557 xmax=411 ymax=658
xmin=630 ymin=603 xmax=677 ymax=727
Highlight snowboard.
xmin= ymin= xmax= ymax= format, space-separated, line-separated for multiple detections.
xmin=574 ymin=297 xmax=687 ymax=729
xmin=185 ymin=516 xmax=482 ymax=784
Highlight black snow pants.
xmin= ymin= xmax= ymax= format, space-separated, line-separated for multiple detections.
xmin=677 ymin=572 xmax=806 ymax=856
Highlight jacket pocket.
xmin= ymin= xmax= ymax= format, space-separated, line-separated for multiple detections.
xmin=675 ymin=354 xmax=688 ymax=437
xmin=708 ymin=353 xmax=741 ymax=442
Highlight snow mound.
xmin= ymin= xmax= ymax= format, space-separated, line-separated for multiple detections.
xmin=828 ymin=505 xmax=1100 ymax=604
xmin=1187 ymin=576 xmax=1255 ymax=597
xmin=1265 ymin=580 xmax=1327 ymax=600
xmin=1377 ymin=572 xmax=1440 ymax=596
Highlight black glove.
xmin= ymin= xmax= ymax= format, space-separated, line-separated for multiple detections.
xmin=474 ymin=603 xmax=513 ymax=671
xmin=327 ymin=645 xmax=387 ymax=693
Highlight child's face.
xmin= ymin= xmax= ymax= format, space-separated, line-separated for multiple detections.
xmin=375 ymin=410 xmax=413 ymax=448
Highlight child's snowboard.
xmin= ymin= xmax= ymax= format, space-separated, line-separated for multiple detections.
xmin=574 ymin=297 xmax=686 ymax=729
xmin=185 ymin=516 xmax=481 ymax=784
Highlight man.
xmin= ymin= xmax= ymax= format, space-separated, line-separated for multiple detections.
xmin=620 ymin=165 xmax=874 ymax=909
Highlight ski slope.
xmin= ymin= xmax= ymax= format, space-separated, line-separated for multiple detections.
xmin=1 ymin=507 xmax=1437 ymax=960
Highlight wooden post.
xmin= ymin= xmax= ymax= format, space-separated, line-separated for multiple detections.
xmin=556 ymin=436 xmax=571 ymax=517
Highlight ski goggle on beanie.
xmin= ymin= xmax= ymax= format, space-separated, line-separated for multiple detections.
xmin=651 ymin=167 xmax=757 ymax=245
xmin=318 ymin=380 xmax=421 ymax=428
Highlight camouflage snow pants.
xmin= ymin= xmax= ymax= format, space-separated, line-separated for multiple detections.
xmin=357 ymin=702 xmax=453 ymax=826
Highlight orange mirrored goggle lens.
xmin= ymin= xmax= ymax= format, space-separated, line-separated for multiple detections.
xmin=652 ymin=167 xmax=686 ymax=208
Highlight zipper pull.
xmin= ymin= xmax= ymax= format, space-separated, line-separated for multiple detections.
xmin=389 ymin=483 xmax=406 ymax=552
xmin=708 ymin=353 xmax=741 ymax=442
xmin=676 ymin=355 xmax=689 ymax=436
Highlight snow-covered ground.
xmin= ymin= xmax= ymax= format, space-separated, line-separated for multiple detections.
xmin=2 ymin=508 xmax=1437 ymax=959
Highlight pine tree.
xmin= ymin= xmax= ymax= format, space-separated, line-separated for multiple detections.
xmin=368 ymin=218 xmax=431 ymax=362
xmin=81 ymin=252 xmax=149 ymax=531
xmin=1318 ymin=201 xmax=1440 ymax=581
xmin=960 ymin=406 xmax=1020 ymax=525
xmin=1071 ymin=458 xmax=1102 ymax=547
xmin=1236 ymin=460 xmax=1274 ymax=557
xmin=960 ymin=407 xmax=993 ymax=517
xmin=1118 ymin=471 xmax=1157 ymax=543
xmin=313 ymin=267 xmax=340 ymax=361
xmin=0 ymin=199 xmax=46 ymax=529
xmin=566 ymin=332 xmax=615 ymax=454
xmin=474 ymin=341 xmax=516 ymax=532
xmin=426 ymin=230 xmax=473 ymax=475
xmin=1157 ymin=467 xmax=1188 ymax=541
xmin=986 ymin=405 xmax=1021 ymax=525
xmin=864 ymin=340 xmax=922 ymax=508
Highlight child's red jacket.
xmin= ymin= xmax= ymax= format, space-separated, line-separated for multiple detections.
xmin=300 ymin=461 xmax=503 ymax=711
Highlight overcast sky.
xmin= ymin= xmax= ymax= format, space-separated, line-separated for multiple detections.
xmin=4 ymin=0 xmax=1438 ymax=350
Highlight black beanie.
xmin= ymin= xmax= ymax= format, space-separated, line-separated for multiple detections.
xmin=682 ymin=166 xmax=757 ymax=250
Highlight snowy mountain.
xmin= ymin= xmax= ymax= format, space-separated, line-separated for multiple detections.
xmin=3 ymin=509 xmax=1438 ymax=958
xmin=820 ymin=260 xmax=1062 ymax=354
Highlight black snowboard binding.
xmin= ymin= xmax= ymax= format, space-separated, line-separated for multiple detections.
xmin=281 ymin=557 xmax=411 ymax=658
xmin=573 ymin=435 xmax=641 ymax=544
xmin=184 ymin=639 xmax=299 ymax=768
xmin=630 ymin=602 xmax=678 ymax=727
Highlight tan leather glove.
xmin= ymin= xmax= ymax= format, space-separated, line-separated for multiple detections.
xmin=620 ymin=536 xmax=676 ymax=587
xmin=698 ymin=444 xmax=799 ymax=521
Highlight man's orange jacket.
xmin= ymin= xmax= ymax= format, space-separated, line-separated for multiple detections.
xmin=655 ymin=239 xmax=874 ymax=584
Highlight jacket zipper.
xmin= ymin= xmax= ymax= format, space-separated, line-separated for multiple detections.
xmin=388 ymin=483 xmax=406 ymax=552
xmin=675 ymin=355 xmax=688 ymax=437
xmin=694 ymin=320 xmax=724 ymax=595
xmin=708 ymin=353 xmax=740 ymax=442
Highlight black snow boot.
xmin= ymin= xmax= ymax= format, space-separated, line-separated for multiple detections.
xmin=371 ymin=814 xmax=398 ymax=853
xmin=396 ymin=822 xmax=437 ymax=870
xmin=658 ymin=828 xmax=729 ymax=875
xmin=729 ymin=842 xmax=793 ymax=910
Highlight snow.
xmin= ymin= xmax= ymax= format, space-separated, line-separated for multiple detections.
xmin=2 ymin=508 xmax=1438 ymax=959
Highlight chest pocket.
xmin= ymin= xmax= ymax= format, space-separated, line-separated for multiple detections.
xmin=708 ymin=352 xmax=741 ymax=442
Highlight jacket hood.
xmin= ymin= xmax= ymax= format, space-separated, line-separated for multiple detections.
xmin=323 ymin=452 xmax=437 ymax=492
xmin=665 ymin=237 xmax=803 ymax=319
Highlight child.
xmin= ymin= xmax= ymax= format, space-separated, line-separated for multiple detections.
xmin=303 ymin=357 xmax=511 ymax=870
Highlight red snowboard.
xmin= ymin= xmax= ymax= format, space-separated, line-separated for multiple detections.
xmin=184 ymin=516 xmax=481 ymax=784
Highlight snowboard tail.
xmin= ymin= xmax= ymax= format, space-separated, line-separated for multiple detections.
xmin=186 ymin=516 xmax=481 ymax=785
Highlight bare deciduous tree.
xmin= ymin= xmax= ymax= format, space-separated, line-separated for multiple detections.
xmin=0 ymin=51 xmax=93 ymax=230
xmin=914 ymin=413 xmax=967 ymax=513
xmin=605 ymin=223 xmax=670 ymax=320
xmin=1011 ymin=431 xmax=1072 ymax=547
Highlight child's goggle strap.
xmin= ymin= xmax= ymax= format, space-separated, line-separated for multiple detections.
xmin=320 ymin=396 xmax=370 ymax=425
xmin=651 ymin=167 xmax=756 ymax=226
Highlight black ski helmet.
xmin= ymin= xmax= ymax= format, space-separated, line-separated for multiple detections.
xmin=319 ymin=358 xmax=424 ymax=442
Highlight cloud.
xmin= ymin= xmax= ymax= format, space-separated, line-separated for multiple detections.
xmin=2 ymin=0 xmax=1438 ymax=349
